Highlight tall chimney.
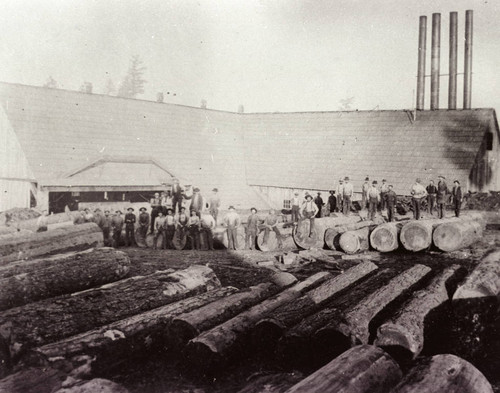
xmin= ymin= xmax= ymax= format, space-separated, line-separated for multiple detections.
xmin=464 ymin=10 xmax=473 ymax=109
xmin=416 ymin=16 xmax=427 ymax=110
xmin=448 ymin=12 xmax=458 ymax=109
xmin=430 ymin=13 xmax=441 ymax=110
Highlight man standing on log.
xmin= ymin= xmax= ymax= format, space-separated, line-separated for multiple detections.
xmin=336 ymin=179 xmax=344 ymax=213
xmin=153 ymin=211 xmax=166 ymax=249
xmin=150 ymin=192 xmax=161 ymax=234
xmin=343 ymin=177 xmax=354 ymax=215
xmin=224 ymin=206 xmax=241 ymax=250
xmin=314 ymin=193 xmax=324 ymax=218
xmin=452 ymin=180 xmax=463 ymax=217
xmin=367 ymin=181 xmax=380 ymax=221
xmin=291 ymin=192 xmax=301 ymax=224
xmin=380 ymin=179 xmax=389 ymax=211
xmin=302 ymin=194 xmax=319 ymax=237
xmin=246 ymin=207 xmax=260 ymax=250
xmin=171 ymin=179 xmax=184 ymax=214
xmin=410 ymin=178 xmax=428 ymax=220
xmin=188 ymin=187 xmax=204 ymax=218
xmin=437 ymin=175 xmax=449 ymax=219
xmin=164 ymin=208 xmax=176 ymax=249
xmin=208 ymin=188 xmax=221 ymax=225
xmin=263 ymin=209 xmax=283 ymax=249
xmin=138 ymin=207 xmax=149 ymax=241
xmin=385 ymin=185 xmax=397 ymax=222
xmin=327 ymin=190 xmax=337 ymax=216
xmin=124 ymin=208 xmax=137 ymax=247
xmin=111 ymin=210 xmax=124 ymax=248
xmin=362 ymin=177 xmax=370 ymax=209
xmin=426 ymin=180 xmax=438 ymax=215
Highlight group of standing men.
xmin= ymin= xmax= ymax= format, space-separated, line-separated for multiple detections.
xmin=411 ymin=176 xmax=463 ymax=219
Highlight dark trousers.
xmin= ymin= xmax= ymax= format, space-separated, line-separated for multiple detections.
xmin=246 ymin=229 xmax=257 ymax=250
xmin=368 ymin=197 xmax=378 ymax=221
xmin=203 ymin=227 xmax=214 ymax=250
xmin=438 ymin=203 xmax=446 ymax=219
xmin=172 ymin=196 xmax=183 ymax=214
xmin=315 ymin=205 xmax=322 ymax=218
xmin=125 ymin=225 xmax=136 ymax=246
xmin=227 ymin=227 xmax=238 ymax=250
xmin=189 ymin=226 xmax=200 ymax=250
xmin=291 ymin=205 xmax=300 ymax=223
xmin=387 ymin=204 xmax=395 ymax=222
xmin=153 ymin=229 xmax=165 ymax=249
xmin=263 ymin=226 xmax=282 ymax=247
xmin=112 ymin=229 xmax=122 ymax=248
xmin=428 ymin=194 xmax=436 ymax=215
xmin=102 ymin=227 xmax=111 ymax=246
xmin=412 ymin=198 xmax=423 ymax=220
xmin=303 ymin=211 xmax=315 ymax=236
xmin=150 ymin=208 xmax=160 ymax=233
xmin=138 ymin=225 xmax=148 ymax=240
xmin=343 ymin=196 xmax=352 ymax=215
xmin=165 ymin=226 xmax=175 ymax=249
xmin=337 ymin=197 xmax=343 ymax=213
xmin=454 ymin=199 xmax=461 ymax=217
xmin=380 ymin=192 xmax=387 ymax=210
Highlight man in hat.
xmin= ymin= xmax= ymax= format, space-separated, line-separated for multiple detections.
xmin=426 ymin=180 xmax=438 ymax=215
xmin=246 ymin=208 xmax=260 ymax=250
xmin=452 ymin=180 xmax=463 ymax=217
xmin=150 ymin=192 xmax=161 ymax=234
xmin=138 ymin=207 xmax=150 ymax=241
xmin=410 ymin=178 xmax=428 ymax=220
xmin=336 ymin=179 xmax=344 ymax=213
xmin=342 ymin=177 xmax=354 ymax=215
xmin=171 ymin=179 xmax=184 ymax=214
xmin=201 ymin=212 xmax=216 ymax=250
xmin=176 ymin=207 xmax=190 ymax=239
xmin=124 ymin=207 xmax=137 ymax=247
xmin=93 ymin=208 xmax=104 ymax=228
xmin=188 ymin=210 xmax=202 ymax=250
xmin=380 ymin=179 xmax=389 ymax=211
xmin=327 ymin=190 xmax=337 ymax=216
xmin=384 ymin=185 xmax=397 ymax=222
xmin=223 ymin=206 xmax=241 ymax=250
xmin=187 ymin=187 xmax=204 ymax=217
xmin=208 ymin=188 xmax=221 ymax=225
xmin=101 ymin=210 xmax=112 ymax=246
xmin=367 ymin=181 xmax=380 ymax=221
xmin=153 ymin=210 xmax=166 ymax=250
xmin=314 ymin=192 xmax=324 ymax=218
xmin=164 ymin=208 xmax=176 ymax=249
xmin=302 ymin=194 xmax=319 ymax=237
xmin=291 ymin=192 xmax=301 ymax=224
xmin=361 ymin=177 xmax=370 ymax=210
xmin=83 ymin=208 xmax=94 ymax=223
xmin=437 ymin=175 xmax=449 ymax=219
xmin=111 ymin=210 xmax=124 ymax=248
xmin=263 ymin=209 xmax=283 ymax=249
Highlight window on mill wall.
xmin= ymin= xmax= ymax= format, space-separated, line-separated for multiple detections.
xmin=283 ymin=199 xmax=291 ymax=209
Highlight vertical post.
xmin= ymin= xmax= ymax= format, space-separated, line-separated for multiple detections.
xmin=464 ymin=10 xmax=473 ymax=109
xmin=430 ymin=13 xmax=441 ymax=110
xmin=448 ymin=12 xmax=458 ymax=109
xmin=416 ymin=16 xmax=427 ymax=110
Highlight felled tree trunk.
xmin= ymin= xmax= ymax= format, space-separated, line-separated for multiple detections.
xmin=4 ymin=211 xmax=81 ymax=232
xmin=0 ymin=223 xmax=103 ymax=265
xmin=0 ymin=265 xmax=220 ymax=360
xmin=370 ymin=222 xmax=405 ymax=252
xmin=31 ymin=286 xmax=238 ymax=374
xmin=0 ymin=367 xmax=68 ymax=393
xmin=325 ymin=218 xmax=385 ymax=250
xmin=0 ymin=248 xmax=131 ymax=310
xmin=391 ymin=354 xmax=493 ymax=393
xmin=433 ymin=220 xmax=483 ymax=252
xmin=184 ymin=271 xmax=332 ymax=367
xmin=252 ymin=262 xmax=378 ymax=349
xmin=338 ymin=227 xmax=371 ymax=254
xmin=293 ymin=216 xmax=360 ymax=250
xmin=453 ymin=250 xmax=500 ymax=299
xmin=374 ymin=265 xmax=463 ymax=361
xmin=285 ymin=345 xmax=402 ymax=393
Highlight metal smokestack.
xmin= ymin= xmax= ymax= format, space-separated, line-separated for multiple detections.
xmin=464 ymin=10 xmax=473 ymax=109
xmin=448 ymin=12 xmax=458 ymax=109
xmin=416 ymin=16 xmax=427 ymax=110
xmin=430 ymin=13 xmax=441 ymax=110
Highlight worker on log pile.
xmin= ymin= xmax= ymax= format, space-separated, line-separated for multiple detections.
xmin=111 ymin=210 xmax=124 ymax=248
xmin=452 ymin=180 xmax=463 ymax=217
xmin=164 ymin=208 xmax=176 ymax=249
xmin=150 ymin=192 xmax=161 ymax=234
xmin=291 ymin=191 xmax=301 ymax=224
xmin=188 ymin=210 xmax=202 ymax=250
xmin=380 ymin=179 xmax=389 ymax=211
xmin=384 ymin=185 xmax=397 ymax=222
xmin=138 ymin=207 xmax=149 ymax=241
xmin=302 ymin=194 xmax=319 ymax=237
xmin=153 ymin=211 xmax=166 ymax=250
xmin=124 ymin=208 xmax=137 ymax=247
xmin=187 ymin=187 xmax=204 ymax=218
xmin=327 ymin=190 xmax=337 ymax=216
xmin=246 ymin=207 xmax=260 ymax=250
xmin=224 ymin=206 xmax=241 ymax=250
xmin=208 ymin=188 xmax=221 ymax=225
xmin=201 ymin=213 xmax=215 ymax=250
xmin=362 ymin=176 xmax=370 ymax=210
xmin=342 ymin=177 xmax=354 ymax=215
xmin=102 ymin=210 xmax=112 ymax=246
xmin=263 ymin=209 xmax=283 ymax=249
xmin=410 ymin=178 xmax=428 ymax=220
xmin=171 ymin=179 xmax=184 ymax=214
xmin=426 ymin=180 xmax=438 ymax=215
xmin=437 ymin=175 xmax=449 ymax=219
xmin=36 ymin=210 xmax=48 ymax=232
xmin=314 ymin=192 xmax=324 ymax=218
xmin=367 ymin=181 xmax=380 ymax=221
xmin=336 ymin=179 xmax=344 ymax=213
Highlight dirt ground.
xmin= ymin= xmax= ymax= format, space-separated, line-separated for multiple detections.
xmin=103 ymin=226 xmax=500 ymax=393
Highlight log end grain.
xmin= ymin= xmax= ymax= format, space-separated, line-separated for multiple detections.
xmin=338 ymin=232 xmax=360 ymax=254
xmin=370 ymin=224 xmax=399 ymax=252
xmin=400 ymin=221 xmax=432 ymax=252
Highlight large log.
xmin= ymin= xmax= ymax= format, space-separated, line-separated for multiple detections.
xmin=0 ymin=265 xmax=220 ymax=359
xmin=370 ymin=222 xmax=404 ymax=253
xmin=433 ymin=220 xmax=483 ymax=252
xmin=390 ymin=354 xmax=494 ymax=393
xmin=184 ymin=271 xmax=332 ymax=367
xmin=257 ymin=223 xmax=295 ymax=252
xmin=31 ymin=286 xmax=238 ymax=374
xmin=324 ymin=217 xmax=385 ymax=250
xmin=338 ymin=226 xmax=371 ymax=254
xmin=54 ymin=378 xmax=130 ymax=393
xmin=0 ymin=367 xmax=68 ymax=393
xmin=0 ymin=223 xmax=103 ymax=265
xmin=285 ymin=345 xmax=402 ymax=393
xmin=374 ymin=265 xmax=463 ymax=361
xmin=454 ymin=250 xmax=500 ymax=299
xmin=293 ymin=215 xmax=361 ymax=250
xmin=0 ymin=248 xmax=131 ymax=310
xmin=252 ymin=262 xmax=378 ymax=349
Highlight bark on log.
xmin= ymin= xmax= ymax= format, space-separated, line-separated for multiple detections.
xmin=374 ymin=265 xmax=463 ymax=360
xmin=338 ymin=226 xmax=371 ymax=254
xmin=54 ymin=378 xmax=130 ymax=393
xmin=0 ymin=223 xmax=103 ymax=265
xmin=325 ymin=217 xmax=385 ymax=251
xmin=454 ymin=250 xmax=500 ymax=299
xmin=31 ymin=287 xmax=238 ymax=374
xmin=169 ymin=280 xmax=286 ymax=346
xmin=252 ymin=262 xmax=378 ymax=348
xmin=391 ymin=354 xmax=493 ymax=393
xmin=285 ymin=345 xmax=402 ymax=393
xmin=0 ymin=229 xmax=33 ymax=240
xmin=0 ymin=265 xmax=220 ymax=359
xmin=293 ymin=215 xmax=361 ymax=250
xmin=257 ymin=224 xmax=295 ymax=252
xmin=370 ymin=222 xmax=405 ymax=253
xmin=0 ymin=248 xmax=131 ymax=311
xmin=433 ymin=220 xmax=483 ymax=252
xmin=316 ymin=264 xmax=432 ymax=346
xmin=0 ymin=367 xmax=68 ymax=393
xmin=184 ymin=271 xmax=332 ymax=367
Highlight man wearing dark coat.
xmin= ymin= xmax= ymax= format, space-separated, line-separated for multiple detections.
xmin=452 ymin=180 xmax=463 ymax=217
xmin=314 ymin=192 xmax=324 ymax=218
xmin=188 ymin=187 xmax=204 ymax=217
xmin=171 ymin=179 xmax=184 ymax=214
xmin=327 ymin=191 xmax=337 ymax=215
xmin=111 ymin=210 xmax=124 ymax=248
xmin=124 ymin=207 xmax=137 ymax=247
xmin=138 ymin=207 xmax=149 ymax=241
xmin=384 ymin=185 xmax=398 ymax=222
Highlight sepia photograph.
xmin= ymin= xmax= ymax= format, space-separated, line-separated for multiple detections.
xmin=0 ymin=0 xmax=499 ymax=392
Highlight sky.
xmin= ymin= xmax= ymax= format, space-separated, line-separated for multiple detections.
xmin=1 ymin=0 xmax=499 ymax=113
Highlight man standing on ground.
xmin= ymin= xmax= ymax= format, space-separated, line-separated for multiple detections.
xmin=164 ymin=209 xmax=176 ymax=249
xmin=124 ymin=207 xmax=136 ymax=247
xmin=111 ymin=210 xmax=124 ymax=248
xmin=452 ymin=180 xmax=463 ymax=217
xmin=153 ymin=211 xmax=166 ymax=250
xmin=150 ymin=192 xmax=161 ymax=234
xmin=246 ymin=207 xmax=260 ymax=250
xmin=426 ymin=180 xmax=438 ymax=215
xmin=101 ymin=210 xmax=112 ymax=246
xmin=188 ymin=210 xmax=201 ymax=250
xmin=367 ymin=181 xmax=380 ymax=221
xmin=336 ymin=179 xmax=344 ymax=213
xmin=263 ymin=209 xmax=283 ymax=249
xmin=138 ymin=207 xmax=149 ymax=241
xmin=201 ymin=212 xmax=216 ymax=250
xmin=208 ymin=188 xmax=221 ymax=225
xmin=410 ymin=178 xmax=428 ymax=220
xmin=171 ymin=179 xmax=184 ymax=214
xmin=302 ymin=194 xmax=319 ymax=237
xmin=343 ymin=177 xmax=354 ymax=215
xmin=291 ymin=192 xmax=301 ymax=224
xmin=314 ymin=192 xmax=324 ymax=218
xmin=362 ymin=177 xmax=370 ymax=209
xmin=380 ymin=179 xmax=389 ymax=211
xmin=385 ymin=185 xmax=397 ymax=222
xmin=327 ymin=190 xmax=337 ymax=216
xmin=437 ymin=175 xmax=448 ymax=219
xmin=224 ymin=206 xmax=241 ymax=250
